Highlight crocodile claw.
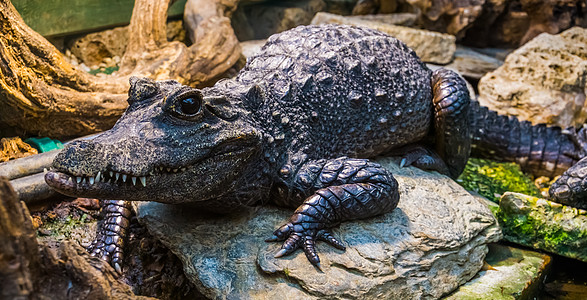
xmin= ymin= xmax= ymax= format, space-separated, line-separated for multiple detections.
xmin=266 ymin=222 xmax=345 ymax=268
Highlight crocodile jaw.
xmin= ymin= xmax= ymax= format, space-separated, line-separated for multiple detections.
xmin=45 ymin=143 xmax=259 ymax=203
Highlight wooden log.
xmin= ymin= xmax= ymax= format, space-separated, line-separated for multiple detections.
xmin=0 ymin=177 xmax=40 ymax=299
xmin=0 ymin=0 xmax=242 ymax=139
xmin=0 ymin=176 xmax=153 ymax=299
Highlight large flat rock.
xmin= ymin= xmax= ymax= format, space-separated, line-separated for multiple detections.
xmin=135 ymin=157 xmax=501 ymax=299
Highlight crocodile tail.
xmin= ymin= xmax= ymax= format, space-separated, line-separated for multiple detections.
xmin=469 ymin=100 xmax=581 ymax=178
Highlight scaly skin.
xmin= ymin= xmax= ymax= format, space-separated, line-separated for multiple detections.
xmin=45 ymin=24 xmax=474 ymax=269
xmin=469 ymin=101 xmax=587 ymax=209
xmin=469 ymin=101 xmax=586 ymax=178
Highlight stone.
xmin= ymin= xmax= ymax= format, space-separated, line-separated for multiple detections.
xmin=445 ymin=244 xmax=552 ymax=299
xmin=311 ymin=12 xmax=456 ymax=64
xmin=443 ymin=46 xmax=504 ymax=80
xmin=232 ymin=0 xmax=327 ymax=41
xmin=404 ymin=0 xmax=486 ymax=39
xmin=497 ymin=192 xmax=587 ymax=262
xmin=477 ymin=27 xmax=587 ymax=128
xmin=67 ymin=20 xmax=186 ymax=68
xmin=347 ymin=13 xmax=419 ymax=27
xmin=520 ymin=0 xmax=587 ymax=45
xmin=134 ymin=157 xmax=501 ymax=299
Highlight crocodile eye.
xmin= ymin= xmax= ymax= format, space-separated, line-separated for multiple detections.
xmin=179 ymin=97 xmax=201 ymax=115
xmin=166 ymin=90 xmax=203 ymax=119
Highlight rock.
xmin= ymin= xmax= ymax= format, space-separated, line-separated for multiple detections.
xmin=324 ymin=0 xmax=360 ymax=15
xmin=68 ymin=26 xmax=128 ymax=67
xmin=443 ymin=46 xmax=503 ymax=80
xmin=445 ymin=244 xmax=552 ymax=299
xmin=353 ymin=13 xmax=418 ymax=27
xmin=346 ymin=0 xmax=586 ymax=47
xmin=404 ymin=0 xmax=486 ymax=39
xmin=134 ymin=157 xmax=501 ymax=299
xmin=352 ymin=0 xmax=399 ymax=15
xmin=520 ymin=0 xmax=587 ymax=45
xmin=497 ymin=192 xmax=587 ymax=262
xmin=232 ymin=0 xmax=327 ymax=41
xmin=67 ymin=20 xmax=187 ymax=68
xmin=477 ymin=27 xmax=587 ymax=128
xmin=311 ymin=12 xmax=456 ymax=64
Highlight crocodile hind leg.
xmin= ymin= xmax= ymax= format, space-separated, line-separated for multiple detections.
xmin=394 ymin=69 xmax=471 ymax=178
xmin=267 ymin=157 xmax=399 ymax=268
xmin=430 ymin=68 xmax=471 ymax=178
xmin=88 ymin=199 xmax=133 ymax=273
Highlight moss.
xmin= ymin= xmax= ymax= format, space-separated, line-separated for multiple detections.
xmin=38 ymin=212 xmax=94 ymax=240
xmin=457 ymin=158 xmax=541 ymax=203
xmin=497 ymin=193 xmax=587 ymax=262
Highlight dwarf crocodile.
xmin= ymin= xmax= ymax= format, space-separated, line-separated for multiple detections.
xmin=45 ymin=24 xmax=587 ymax=272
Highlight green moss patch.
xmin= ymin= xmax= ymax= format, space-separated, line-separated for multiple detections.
xmin=497 ymin=193 xmax=587 ymax=262
xmin=457 ymin=158 xmax=541 ymax=203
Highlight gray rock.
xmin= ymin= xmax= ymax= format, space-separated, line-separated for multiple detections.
xmin=477 ymin=27 xmax=587 ymax=128
xmin=311 ymin=12 xmax=456 ymax=64
xmin=444 ymin=46 xmax=504 ymax=80
xmin=135 ymin=157 xmax=501 ymax=299
xmin=445 ymin=244 xmax=552 ymax=300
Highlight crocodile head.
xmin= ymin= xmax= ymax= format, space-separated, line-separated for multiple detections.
xmin=45 ymin=77 xmax=263 ymax=204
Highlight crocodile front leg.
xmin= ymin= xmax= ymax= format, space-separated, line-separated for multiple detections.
xmin=267 ymin=157 xmax=399 ymax=268
xmin=88 ymin=199 xmax=133 ymax=273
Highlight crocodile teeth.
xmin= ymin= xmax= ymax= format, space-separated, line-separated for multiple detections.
xmin=149 ymin=171 xmax=155 ymax=176
xmin=67 ymin=177 xmax=72 ymax=183
xmin=43 ymin=168 xmax=48 ymax=173
xmin=181 ymin=168 xmax=186 ymax=172
xmin=173 ymin=168 xmax=178 ymax=173
xmin=95 ymin=171 xmax=101 ymax=183
xmin=109 ymin=171 xmax=114 ymax=177
xmin=140 ymin=176 xmax=146 ymax=187
xmin=89 ymin=177 xmax=95 ymax=185
xmin=116 ymin=173 xmax=120 ymax=181
xmin=122 ymin=174 xmax=127 ymax=182
xmin=167 ymin=168 xmax=171 ymax=172
xmin=131 ymin=176 xmax=137 ymax=185
xmin=76 ymin=177 xmax=82 ymax=184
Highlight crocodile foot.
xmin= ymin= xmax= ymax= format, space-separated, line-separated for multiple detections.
xmin=266 ymin=221 xmax=346 ymax=269
xmin=391 ymin=144 xmax=450 ymax=176
xmin=88 ymin=199 xmax=133 ymax=274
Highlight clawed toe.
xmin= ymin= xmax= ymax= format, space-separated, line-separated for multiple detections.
xmin=266 ymin=222 xmax=344 ymax=268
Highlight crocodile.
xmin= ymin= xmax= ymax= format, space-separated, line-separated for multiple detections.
xmin=44 ymin=24 xmax=587 ymax=272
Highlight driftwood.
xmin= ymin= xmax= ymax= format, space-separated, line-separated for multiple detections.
xmin=0 ymin=0 xmax=242 ymax=139
xmin=0 ymin=177 xmax=152 ymax=299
